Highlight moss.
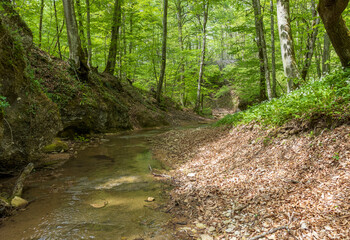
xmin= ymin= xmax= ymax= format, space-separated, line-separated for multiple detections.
xmin=42 ymin=138 xmax=68 ymax=153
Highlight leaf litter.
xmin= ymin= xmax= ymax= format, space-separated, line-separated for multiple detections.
xmin=151 ymin=124 xmax=350 ymax=239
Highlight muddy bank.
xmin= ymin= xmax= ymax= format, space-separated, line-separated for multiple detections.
xmin=151 ymin=124 xmax=350 ymax=239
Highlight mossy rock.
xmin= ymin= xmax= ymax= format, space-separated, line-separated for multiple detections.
xmin=42 ymin=138 xmax=68 ymax=153
xmin=11 ymin=196 xmax=28 ymax=208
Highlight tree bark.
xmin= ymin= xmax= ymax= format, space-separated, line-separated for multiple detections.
xmin=62 ymin=0 xmax=87 ymax=75
xmin=85 ymin=0 xmax=92 ymax=67
xmin=104 ymin=0 xmax=122 ymax=75
xmin=301 ymin=0 xmax=320 ymax=80
xmin=156 ymin=0 xmax=168 ymax=103
xmin=318 ymin=0 xmax=350 ymax=68
xmin=38 ymin=0 xmax=45 ymax=48
xmin=53 ymin=0 xmax=62 ymax=59
xmin=276 ymin=0 xmax=299 ymax=93
xmin=252 ymin=0 xmax=272 ymax=100
xmin=76 ymin=0 xmax=88 ymax=58
xmin=322 ymin=33 xmax=331 ymax=74
xmin=270 ymin=0 xmax=277 ymax=98
xmin=175 ymin=0 xmax=186 ymax=106
xmin=195 ymin=0 xmax=209 ymax=112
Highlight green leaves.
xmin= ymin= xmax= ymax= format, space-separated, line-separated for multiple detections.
xmin=217 ymin=68 xmax=350 ymax=126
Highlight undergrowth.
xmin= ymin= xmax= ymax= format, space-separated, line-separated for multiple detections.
xmin=217 ymin=69 xmax=350 ymax=126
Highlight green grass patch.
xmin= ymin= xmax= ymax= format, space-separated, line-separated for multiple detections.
xmin=217 ymin=69 xmax=350 ymax=126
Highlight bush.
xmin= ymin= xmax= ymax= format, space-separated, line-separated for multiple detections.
xmin=217 ymin=69 xmax=350 ymax=126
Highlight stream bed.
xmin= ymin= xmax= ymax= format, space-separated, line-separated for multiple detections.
xmin=0 ymin=129 xmax=172 ymax=240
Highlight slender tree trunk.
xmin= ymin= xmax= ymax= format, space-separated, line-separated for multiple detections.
xmin=252 ymin=0 xmax=272 ymax=100
xmin=39 ymin=0 xmax=45 ymax=47
xmin=276 ymin=0 xmax=299 ymax=93
xmin=53 ymin=0 xmax=62 ymax=59
xmin=85 ymin=0 xmax=92 ymax=67
xmin=104 ymin=0 xmax=121 ymax=75
xmin=270 ymin=0 xmax=277 ymax=97
xmin=62 ymin=0 xmax=88 ymax=76
xmin=175 ymin=0 xmax=185 ymax=106
xmin=322 ymin=33 xmax=331 ymax=75
xmin=129 ymin=9 xmax=133 ymax=54
xmin=301 ymin=0 xmax=320 ymax=80
xmin=156 ymin=0 xmax=168 ymax=103
xmin=195 ymin=0 xmax=209 ymax=112
xmin=318 ymin=0 xmax=350 ymax=68
xmin=315 ymin=41 xmax=322 ymax=78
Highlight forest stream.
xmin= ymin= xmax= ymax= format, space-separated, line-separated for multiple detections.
xmin=0 ymin=129 xmax=175 ymax=240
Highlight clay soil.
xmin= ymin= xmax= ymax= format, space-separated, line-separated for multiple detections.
xmin=151 ymin=124 xmax=350 ymax=239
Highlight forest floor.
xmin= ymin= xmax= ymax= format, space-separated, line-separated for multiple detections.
xmin=151 ymin=123 xmax=350 ymax=239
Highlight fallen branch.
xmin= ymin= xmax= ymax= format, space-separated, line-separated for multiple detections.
xmin=249 ymin=225 xmax=288 ymax=240
xmin=11 ymin=163 xmax=34 ymax=198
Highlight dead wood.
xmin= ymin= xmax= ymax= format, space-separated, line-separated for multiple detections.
xmin=11 ymin=163 xmax=34 ymax=198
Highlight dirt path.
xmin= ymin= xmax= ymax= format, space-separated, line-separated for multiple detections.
xmin=151 ymin=124 xmax=350 ymax=239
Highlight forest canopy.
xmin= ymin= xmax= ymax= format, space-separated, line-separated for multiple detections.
xmin=4 ymin=0 xmax=350 ymax=112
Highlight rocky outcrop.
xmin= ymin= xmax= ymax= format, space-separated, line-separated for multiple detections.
xmin=0 ymin=17 xmax=62 ymax=171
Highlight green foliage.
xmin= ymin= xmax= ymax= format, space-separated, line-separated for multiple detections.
xmin=0 ymin=96 xmax=9 ymax=115
xmin=217 ymin=69 xmax=350 ymax=126
xmin=215 ymin=85 xmax=231 ymax=98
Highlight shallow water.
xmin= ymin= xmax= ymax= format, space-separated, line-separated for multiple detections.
xmin=0 ymin=129 xmax=172 ymax=240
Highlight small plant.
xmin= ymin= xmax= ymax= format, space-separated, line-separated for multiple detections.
xmin=74 ymin=135 xmax=90 ymax=142
xmin=0 ymin=96 xmax=10 ymax=115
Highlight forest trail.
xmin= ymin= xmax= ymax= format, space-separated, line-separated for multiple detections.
xmin=152 ymin=124 xmax=350 ymax=239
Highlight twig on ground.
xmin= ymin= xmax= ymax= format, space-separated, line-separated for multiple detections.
xmin=249 ymin=225 xmax=288 ymax=240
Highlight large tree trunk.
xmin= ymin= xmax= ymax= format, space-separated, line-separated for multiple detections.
xmin=62 ymin=0 xmax=88 ymax=77
xmin=276 ymin=0 xmax=299 ymax=93
xmin=86 ymin=0 xmax=92 ymax=67
xmin=318 ymin=0 xmax=350 ymax=68
xmin=195 ymin=0 xmax=209 ymax=112
xmin=322 ymin=33 xmax=331 ymax=74
xmin=270 ymin=0 xmax=277 ymax=98
xmin=252 ymin=0 xmax=272 ymax=100
xmin=104 ymin=0 xmax=121 ymax=75
xmin=75 ymin=0 xmax=88 ymax=58
xmin=156 ymin=0 xmax=168 ymax=103
xmin=301 ymin=0 xmax=320 ymax=80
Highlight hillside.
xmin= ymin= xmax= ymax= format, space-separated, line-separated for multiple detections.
xmin=151 ymin=71 xmax=350 ymax=239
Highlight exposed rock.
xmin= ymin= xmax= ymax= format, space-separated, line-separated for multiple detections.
xmin=10 ymin=196 xmax=28 ymax=208
xmin=42 ymin=138 xmax=69 ymax=153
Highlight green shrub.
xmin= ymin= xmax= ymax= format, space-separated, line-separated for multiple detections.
xmin=217 ymin=69 xmax=350 ymax=126
xmin=0 ymin=96 xmax=9 ymax=115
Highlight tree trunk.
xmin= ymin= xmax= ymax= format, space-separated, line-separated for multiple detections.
xmin=252 ymin=0 xmax=272 ymax=100
xmin=301 ymin=0 xmax=320 ymax=80
xmin=39 ymin=0 xmax=45 ymax=48
xmin=62 ymin=0 xmax=88 ymax=78
xmin=270 ymin=0 xmax=277 ymax=98
xmin=76 ymin=0 xmax=88 ymax=58
xmin=195 ymin=0 xmax=209 ymax=112
xmin=175 ymin=0 xmax=185 ymax=106
xmin=156 ymin=0 xmax=168 ymax=103
xmin=104 ymin=0 xmax=121 ymax=75
xmin=318 ymin=0 xmax=350 ymax=68
xmin=276 ymin=0 xmax=299 ymax=93
xmin=53 ymin=0 xmax=62 ymax=59
xmin=85 ymin=0 xmax=92 ymax=67
xmin=322 ymin=33 xmax=331 ymax=74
